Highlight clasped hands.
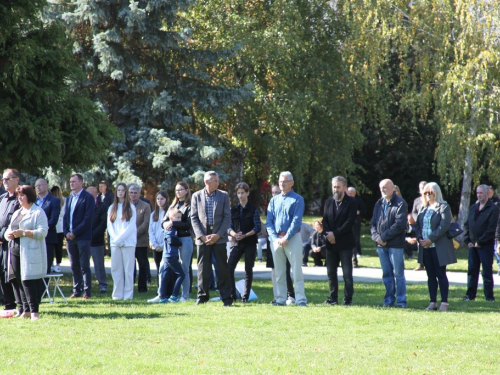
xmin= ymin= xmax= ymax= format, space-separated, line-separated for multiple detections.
xmin=6 ymin=229 xmax=23 ymax=240
xmin=326 ymin=232 xmax=336 ymax=245
xmin=202 ymin=234 xmax=220 ymax=245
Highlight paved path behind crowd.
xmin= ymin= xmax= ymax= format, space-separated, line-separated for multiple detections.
xmin=57 ymin=259 xmax=499 ymax=287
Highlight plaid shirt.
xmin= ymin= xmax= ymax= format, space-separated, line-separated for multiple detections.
xmin=205 ymin=190 xmax=216 ymax=226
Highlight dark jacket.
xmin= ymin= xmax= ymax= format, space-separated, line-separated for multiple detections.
xmin=415 ymin=202 xmax=457 ymax=266
xmin=310 ymin=230 xmax=327 ymax=252
xmin=354 ymin=195 xmax=366 ymax=223
xmin=91 ymin=201 xmax=108 ymax=247
xmin=162 ymin=202 xmax=192 ymax=238
xmin=322 ymin=195 xmax=357 ymax=251
xmin=464 ymin=200 xmax=499 ymax=246
xmin=371 ymin=194 xmax=408 ymax=248
xmin=165 ymin=228 xmax=182 ymax=257
xmin=97 ymin=191 xmax=114 ymax=208
xmin=0 ymin=192 xmax=20 ymax=245
xmin=63 ymin=189 xmax=95 ymax=240
xmin=230 ymin=202 xmax=260 ymax=247
xmin=38 ymin=194 xmax=61 ymax=245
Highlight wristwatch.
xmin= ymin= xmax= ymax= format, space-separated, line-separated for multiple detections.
xmin=22 ymin=230 xmax=26 ymax=237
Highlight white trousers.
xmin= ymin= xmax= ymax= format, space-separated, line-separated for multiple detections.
xmin=271 ymin=233 xmax=307 ymax=304
xmin=111 ymin=246 xmax=135 ymax=300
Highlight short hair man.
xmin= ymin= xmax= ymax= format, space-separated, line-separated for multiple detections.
xmin=0 ymin=169 xmax=21 ymax=309
xmin=63 ymin=173 xmax=95 ymax=299
xmin=266 ymin=171 xmax=307 ymax=306
xmin=227 ymin=182 xmax=261 ymax=302
xmin=371 ymin=179 xmax=408 ymax=307
xmin=464 ymin=185 xmax=499 ymax=301
xmin=87 ymin=186 xmax=109 ymax=293
xmin=128 ymin=184 xmax=151 ymax=293
xmin=191 ymin=171 xmax=233 ymax=306
xmin=35 ymin=178 xmax=61 ymax=275
xmin=412 ymin=181 xmax=427 ymax=271
xmin=323 ymin=176 xmax=357 ymax=305
xmin=346 ymin=186 xmax=367 ymax=267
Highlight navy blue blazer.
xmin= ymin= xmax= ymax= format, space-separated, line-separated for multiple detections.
xmin=63 ymin=189 xmax=95 ymax=240
xmin=38 ymin=194 xmax=61 ymax=244
xmin=91 ymin=201 xmax=108 ymax=247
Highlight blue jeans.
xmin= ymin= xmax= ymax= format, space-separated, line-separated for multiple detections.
xmin=377 ymin=247 xmax=406 ymax=307
xmin=178 ymin=236 xmax=194 ymax=299
xmin=159 ymin=256 xmax=185 ymax=299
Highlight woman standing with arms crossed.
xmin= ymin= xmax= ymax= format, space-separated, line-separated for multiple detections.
xmin=5 ymin=186 xmax=48 ymax=320
xmin=162 ymin=182 xmax=193 ymax=301
xmin=149 ymin=191 xmax=169 ymax=286
xmin=415 ymin=182 xmax=457 ymax=311
xmin=107 ymin=183 xmax=137 ymax=300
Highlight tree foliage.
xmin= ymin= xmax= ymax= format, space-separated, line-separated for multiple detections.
xmin=0 ymin=0 xmax=118 ymax=173
xmin=49 ymin=0 xmax=252 ymax=191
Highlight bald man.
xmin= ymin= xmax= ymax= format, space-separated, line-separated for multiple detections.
xmin=370 ymin=179 xmax=408 ymax=308
xmin=35 ymin=178 xmax=61 ymax=275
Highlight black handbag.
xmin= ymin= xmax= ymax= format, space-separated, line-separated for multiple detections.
xmin=446 ymin=222 xmax=463 ymax=239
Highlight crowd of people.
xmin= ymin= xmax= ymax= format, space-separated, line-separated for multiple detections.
xmin=1 ymin=167 xmax=500 ymax=320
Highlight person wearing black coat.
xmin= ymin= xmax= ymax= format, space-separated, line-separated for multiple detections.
xmin=309 ymin=220 xmax=327 ymax=266
xmin=322 ymin=176 xmax=357 ymax=306
xmin=463 ymin=185 xmax=499 ymax=302
xmin=87 ymin=187 xmax=108 ymax=293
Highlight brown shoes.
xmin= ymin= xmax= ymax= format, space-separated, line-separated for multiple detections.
xmin=69 ymin=294 xmax=81 ymax=299
xmin=414 ymin=265 xmax=425 ymax=271
xmin=83 ymin=295 xmax=91 ymax=300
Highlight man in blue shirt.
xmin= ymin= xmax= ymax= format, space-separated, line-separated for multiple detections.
xmin=266 ymin=171 xmax=307 ymax=306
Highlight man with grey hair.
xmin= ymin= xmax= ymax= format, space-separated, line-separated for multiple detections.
xmin=191 ymin=171 xmax=233 ymax=306
xmin=322 ymin=176 xmax=357 ymax=305
xmin=129 ymin=184 xmax=151 ymax=293
xmin=371 ymin=179 xmax=408 ymax=307
xmin=266 ymin=171 xmax=307 ymax=306
xmin=463 ymin=184 xmax=498 ymax=301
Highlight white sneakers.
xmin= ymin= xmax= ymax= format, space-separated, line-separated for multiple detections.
xmin=147 ymin=296 xmax=162 ymax=303
xmin=51 ymin=265 xmax=61 ymax=273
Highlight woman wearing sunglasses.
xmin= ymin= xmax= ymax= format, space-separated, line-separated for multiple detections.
xmin=415 ymin=182 xmax=457 ymax=311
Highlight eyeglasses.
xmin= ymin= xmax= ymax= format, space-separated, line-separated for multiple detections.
xmin=424 ymin=192 xmax=434 ymax=196
xmin=2 ymin=177 xmax=17 ymax=182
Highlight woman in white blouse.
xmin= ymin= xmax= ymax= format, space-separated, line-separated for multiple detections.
xmin=107 ymin=183 xmax=137 ymax=300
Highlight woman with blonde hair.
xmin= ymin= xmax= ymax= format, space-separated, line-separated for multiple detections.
xmin=415 ymin=182 xmax=457 ymax=311
xmin=107 ymin=183 xmax=137 ymax=300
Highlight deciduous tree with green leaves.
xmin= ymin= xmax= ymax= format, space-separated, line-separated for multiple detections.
xmin=0 ymin=0 xmax=117 ymax=173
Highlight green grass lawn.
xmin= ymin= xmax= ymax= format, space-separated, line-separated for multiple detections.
xmin=2 ymin=274 xmax=500 ymax=374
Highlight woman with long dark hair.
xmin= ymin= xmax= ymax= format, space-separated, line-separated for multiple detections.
xmin=107 ymin=183 xmax=137 ymax=300
xmin=163 ymin=182 xmax=193 ymax=301
xmin=148 ymin=190 xmax=169 ymax=285
xmin=50 ymin=186 xmax=65 ymax=272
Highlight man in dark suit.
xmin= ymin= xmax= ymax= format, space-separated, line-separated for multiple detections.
xmin=87 ymin=186 xmax=108 ymax=293
xmin=322 ymin=176 xmax=357 ymax=306
xmin=35 ymin=178 xmax=61 ymax=275
xmin=346 ymin=186 xmax=366 ymax=267
xmin=464 ymin=184 xmax=499 ymax=302
xmin=191 ymin=171 xmax=232 ymax=306
xmin=63 ymin=173 xmax=95 ymax=299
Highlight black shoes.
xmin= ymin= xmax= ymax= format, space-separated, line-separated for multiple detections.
xmin=462 ymin=296 xmax=475 ymax=301
xmin=324 ymin=298 xmax=338 ymax=305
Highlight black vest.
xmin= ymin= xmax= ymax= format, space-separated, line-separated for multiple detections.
xmin=230 ymin=203 xmax=258 ymax=246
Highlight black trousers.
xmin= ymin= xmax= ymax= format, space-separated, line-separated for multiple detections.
xmin=326 ymin=247 xmax=354 ymax=303
xmin=134 ymin=246 xmax=149 ymax=292
xmin=228 ymin=244 xmax=256 ymax=300
xmin=10 ymin=251 xmax=43 ymax=313
xmin=302 ymin=244 xmax=312 ymax=265
xmin=46 ymin=242 xmax=55 ymax=274
xmin=153 ymin=249 xmax=163 ymax=286
xmin=353 ymin=219 xmax=362 ymax=255
xmin=310 ymin=248 xmax=326 ymax=266
xmin=197 ymin=242 xmax=232 ymax=304
xmin=54 ymin=233 xmax=64 ymax=264
xmin=1 ymin=244 xmax=17 ymax=309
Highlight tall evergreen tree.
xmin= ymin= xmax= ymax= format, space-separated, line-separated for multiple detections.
xmin=50 ymin=0 xmax=252 ymax=191
xmin=0 ymin=0 xmax=117 ymax=173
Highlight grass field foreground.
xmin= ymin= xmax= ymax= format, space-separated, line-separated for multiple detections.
xmin=2 ymin=276 xmax=500 ymax=374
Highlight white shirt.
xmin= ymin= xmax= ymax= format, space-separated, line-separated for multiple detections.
xmin=107 ymin=203 xmax=137 ymax=248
